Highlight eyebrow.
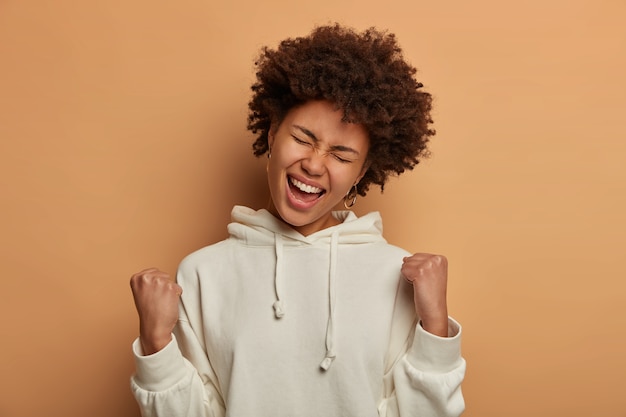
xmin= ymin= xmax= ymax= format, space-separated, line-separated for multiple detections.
xmin=293 ymin=125 xmax=361 ymax=156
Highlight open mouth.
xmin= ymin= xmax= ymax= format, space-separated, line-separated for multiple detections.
xmin=288 ymin=176 xmax=325 ymax=203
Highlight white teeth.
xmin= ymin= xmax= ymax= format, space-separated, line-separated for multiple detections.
xmin=290 ymin=177 xmax=323 ymax=194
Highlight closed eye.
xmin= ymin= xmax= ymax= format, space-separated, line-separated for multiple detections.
xmin=292 ymin=135 xmax=312 ymax=146
xmin=332 ymin=153 xmax=352 ymax=163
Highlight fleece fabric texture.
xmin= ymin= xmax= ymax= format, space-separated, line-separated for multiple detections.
xmin=131 ymin=206 xmax=466 ymax=417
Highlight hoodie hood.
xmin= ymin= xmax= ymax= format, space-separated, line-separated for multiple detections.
xmin=227 ymin=205 xmax=386 ymax=246
xmin=227 ymin=205 xmax=386 ymax=370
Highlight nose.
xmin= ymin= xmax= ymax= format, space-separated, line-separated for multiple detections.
xmin=300 ymin=150 xmax=326 ymax=176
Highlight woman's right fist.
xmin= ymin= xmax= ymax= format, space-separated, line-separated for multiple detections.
xmin=130 ymin=268 xmax=182 ymax=355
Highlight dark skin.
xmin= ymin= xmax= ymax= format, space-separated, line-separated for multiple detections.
xmin=130 ymin=268 xmax=181 ymax=355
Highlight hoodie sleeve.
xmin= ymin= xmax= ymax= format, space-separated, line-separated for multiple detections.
xmin=378 ymin=318 xmax=466 ymax=417
xmin=130 ymin=318 xmax=225 ymax=417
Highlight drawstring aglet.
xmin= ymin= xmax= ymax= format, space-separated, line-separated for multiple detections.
xmin=273 ymin=301 xmax=285 ymax=318
xmin=319 ymin=351 xmax=336 ymax=371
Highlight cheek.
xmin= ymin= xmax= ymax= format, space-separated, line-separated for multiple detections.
xmin=331 ymin=165 xmax=363 ymax=192
xmin=266 ymin=151 xmax=292 ymax=187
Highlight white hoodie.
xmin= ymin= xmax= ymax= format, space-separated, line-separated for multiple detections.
xmin=131 ymin=206 xmax=465 ymax=417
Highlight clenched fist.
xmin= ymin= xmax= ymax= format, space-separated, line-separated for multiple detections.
xmin=401 ymin=254 xmax=449 ymax=337
xmin=130 ymin=268 xmax=182 ymax=355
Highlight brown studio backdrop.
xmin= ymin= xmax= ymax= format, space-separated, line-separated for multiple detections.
xmin=0 ymin=0 xmax=624 ymax=416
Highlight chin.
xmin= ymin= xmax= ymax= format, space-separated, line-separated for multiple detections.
xmin=279 ymin=208 xmax=316 ymax=227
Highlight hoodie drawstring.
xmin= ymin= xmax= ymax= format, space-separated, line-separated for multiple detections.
xmin=273 ymin=234 xmax=285 ymax=318
xmin=272 ymin=230 xmax=339 ymax=370
xmin=320 ymin=231 xmax=339 ymax=371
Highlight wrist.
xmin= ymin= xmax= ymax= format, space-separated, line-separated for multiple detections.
xmin=139 ymin=329 xmax=172 ymax=355
xmin=420 ymin=314 xmax=449 ymax=337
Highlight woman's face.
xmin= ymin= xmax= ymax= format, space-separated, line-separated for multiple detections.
xmin=267 ymin=100 xmax=370 ymax=236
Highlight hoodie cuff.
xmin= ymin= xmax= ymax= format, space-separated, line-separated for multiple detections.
xmin=132 ymin=334 xmax=188 ymax=392
xmin=406 ymin=317 xmax=462 ymax=373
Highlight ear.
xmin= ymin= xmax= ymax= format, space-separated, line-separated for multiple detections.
xmin=355 ymin=160 xmax=371 ymax=184
xmin=268 ymin=125 xmax=276 ymax=149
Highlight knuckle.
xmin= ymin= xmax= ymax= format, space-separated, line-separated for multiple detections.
xmin=141 ymin=274 xmax=154 ymax=284
xmin=130 ymin=272 xmax=149 ymax=286
xmin=433 ymin=254 xmax=447 ymax=263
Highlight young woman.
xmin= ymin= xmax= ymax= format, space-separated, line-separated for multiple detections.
xmin=130 ymin=24 xmax=466 ymax=417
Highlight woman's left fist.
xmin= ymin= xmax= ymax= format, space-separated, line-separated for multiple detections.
xmin=401 ymin=253 xmax=449 ymax=337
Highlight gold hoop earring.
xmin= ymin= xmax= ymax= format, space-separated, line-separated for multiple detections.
xmin=343 ymin=184 xmax=358 ymax=209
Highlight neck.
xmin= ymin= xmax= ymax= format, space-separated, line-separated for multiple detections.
xmin=266 ymin=200 xmax=340 ymax=236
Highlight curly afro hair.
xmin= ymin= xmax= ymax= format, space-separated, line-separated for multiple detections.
xmin=247 ymin=23 xmax=435 ymax=196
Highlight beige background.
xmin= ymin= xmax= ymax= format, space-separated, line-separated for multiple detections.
xmin=1 ymin=0 xmax=625 ymax=416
